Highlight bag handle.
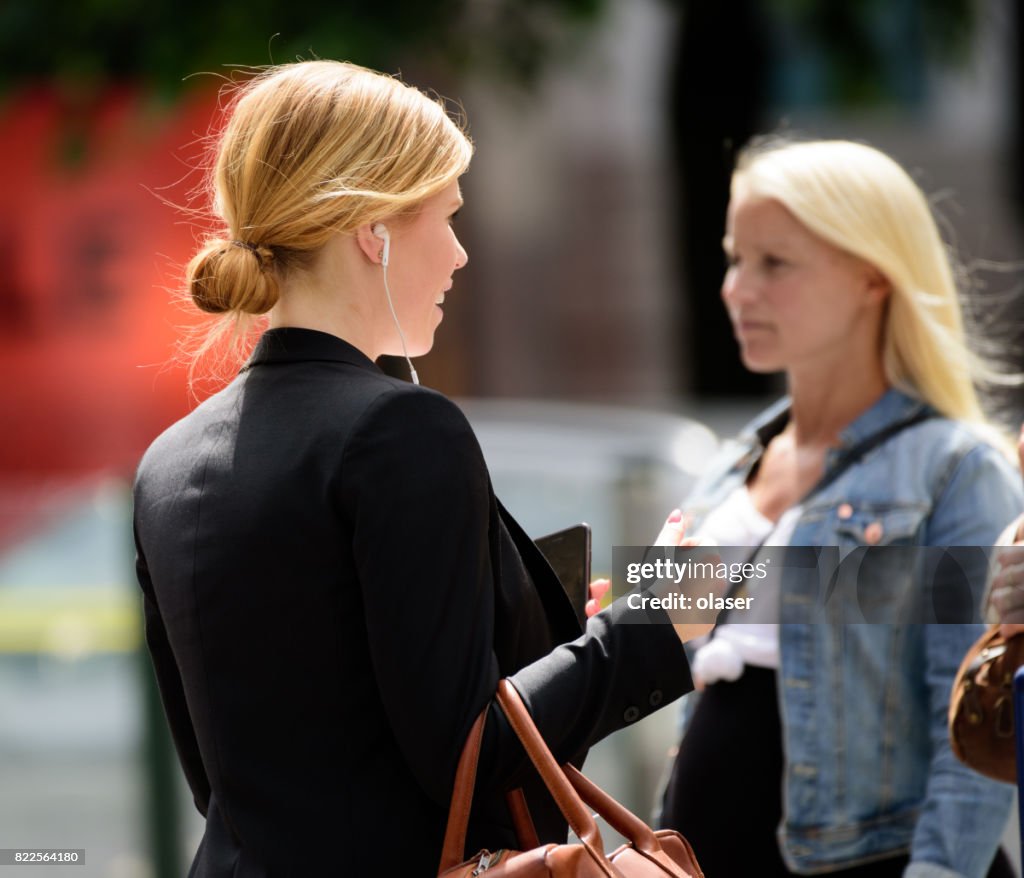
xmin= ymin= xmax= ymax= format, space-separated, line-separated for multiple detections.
xmin=506 ymin=787 xmax=540 ymax=848
xmin=439 ymin=680 xmax=680 ymax=873
xmin=562 ymin=764 xmax=662 ymax=855
xmin=437 ymin=689 xmax=607 ymax=873
xmin=496 ymin=680 xmax=678 ymax=857
xmin=438 ymin=707 xmax=487 ymax=871
xmin=495 ymin=681 xmax=608 ymax=858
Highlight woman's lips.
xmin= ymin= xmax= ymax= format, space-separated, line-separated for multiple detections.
xmin=735 ymin=319 xmax=772 ymax=336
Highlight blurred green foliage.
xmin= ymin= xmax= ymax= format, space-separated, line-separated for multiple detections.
xmin=767 ymin=0 xmax=977 ymax=105
xmin=772 ymin=0 xmax=976 ymax=60
xmin=0 ymin=0 xmax=607 ymax=98
xmin=0 ymin=0 xmax=976 ymax=105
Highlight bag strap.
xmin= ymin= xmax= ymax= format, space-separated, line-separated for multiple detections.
xmin=439 ymin=681 xmax=691 ymax=875
xmin=438 ymin=689 xmax=609 ymax=874
xmin=495 ymin=680 xmax=607 ymax=859
xmin=438 ymin=707 xmax=487 ymax=872
xmin=806 ymin=408 xmax=935 ymax=500
xmin=505 ymin=788 xmax=540 ymax=848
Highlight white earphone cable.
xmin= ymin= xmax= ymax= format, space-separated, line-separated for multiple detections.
xmin=381 ymin=262 xmax=419 ymax=386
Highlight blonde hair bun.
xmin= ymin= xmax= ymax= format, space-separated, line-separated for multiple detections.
xmin=188 ymin=238 xmax=279 ymax=315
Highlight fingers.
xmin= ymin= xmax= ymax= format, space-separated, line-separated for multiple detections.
xmin=585 ymin=578 xmax=611 ymax=618
xmin=654 ymin=509 xmax=689 ymax=547
xmin=995 ymin=544 xmax=1024 ymax=569
xmin=589 ymin=579 xmax=611 ymax=602
xmin=989 ymin=546 xmax=1024 ymax=623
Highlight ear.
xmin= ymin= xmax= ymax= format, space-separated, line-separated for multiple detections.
xmin=864 ymin=266 xmax=891 ymax=305
xmin=354 ymin=223 xmax=385 ymax=265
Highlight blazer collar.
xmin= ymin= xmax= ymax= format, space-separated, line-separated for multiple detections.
xmin=243 ymin=327 xmax=381 ymax=373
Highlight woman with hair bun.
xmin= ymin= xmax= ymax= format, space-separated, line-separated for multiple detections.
xmin=655 ymin=139 xmax=1023 ymax=878
xmin=132 ymin=61 xmax=700 ymax=876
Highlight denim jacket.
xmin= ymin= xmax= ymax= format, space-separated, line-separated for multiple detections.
xmin=680 ymin=389 xmax=1023 ymax=878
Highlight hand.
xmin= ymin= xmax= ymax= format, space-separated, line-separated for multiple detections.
xmin=988 ymin=425 xmax=1024 ymax=628
xmin=583 ymin=510 xmax=702 ymax=619
xmin=654 ymin=508 xmax=695 ymax=546
xmin=651 ymin=509 xmax=723 ymax=643
xmin=585 ymin=579 xmax=611 ymax=618
xmin=990 ymin=540 xmax=1024 ymax=625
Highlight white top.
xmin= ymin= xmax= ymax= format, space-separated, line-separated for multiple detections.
xmin=690 ymin=486 xmax=801 ymax=683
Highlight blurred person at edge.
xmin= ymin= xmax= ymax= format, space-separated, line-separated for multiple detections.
xmin=654 ymin=139 xmax=1023 ymax=878
xmin=132 ymin=61 xmax=704 ymax=877
xmin=987 ymin=428 xmax=1024 ymax=638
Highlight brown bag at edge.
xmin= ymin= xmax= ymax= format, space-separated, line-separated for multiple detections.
xmin=949 ymin=624 xmax=1024 ymax=784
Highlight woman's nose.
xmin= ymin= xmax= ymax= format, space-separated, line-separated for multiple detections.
xmin=722 ymin=268 xmax=754 ymax=306
xmin=454 ymin=236 xmax=469 ymax=270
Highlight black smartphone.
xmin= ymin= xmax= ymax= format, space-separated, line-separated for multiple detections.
xmin=535 ymin=523 xmax=592 ymax=627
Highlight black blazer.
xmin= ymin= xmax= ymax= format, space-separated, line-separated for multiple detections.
xmin=133 ymin=327 xmax=692 ymax=876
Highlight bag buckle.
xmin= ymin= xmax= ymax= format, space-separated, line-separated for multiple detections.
xmin=472 ymin=850 xmax=502 ymax=875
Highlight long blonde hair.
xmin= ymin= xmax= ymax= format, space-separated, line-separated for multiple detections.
xmin=186 ymin=60 xmax=472 ymax=330
xmin=734 ymin=138 xmax=1005 ymax=441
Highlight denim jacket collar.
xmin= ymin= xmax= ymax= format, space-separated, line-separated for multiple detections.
xmin=740 ymin=387 xmax=933 ymax=466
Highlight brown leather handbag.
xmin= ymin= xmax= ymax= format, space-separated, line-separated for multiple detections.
xmin=437 ymin=679 xmax=703 ymax=877
xmin=949 ymin=625 xmax=1024 ymax=784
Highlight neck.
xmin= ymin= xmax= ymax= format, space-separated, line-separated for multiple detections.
xmin=786 ymin=358 xmax=888 ymax=446
xmin=269 ymin=286 xmax=381 ymax=360
xmin=267 ymin=242 xmax=385 ymax=360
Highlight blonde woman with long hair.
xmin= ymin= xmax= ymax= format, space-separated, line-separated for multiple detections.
xmin=657 ymin=139 xmax=1023 ymax=878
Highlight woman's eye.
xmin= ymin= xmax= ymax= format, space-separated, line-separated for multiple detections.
xmin=763 ymin=254 xmax=785 ymax=270
xmin=724 ymin=253 xmax=739 ymax=268
xmin=448 ymin=210 xmax=461 ymax=225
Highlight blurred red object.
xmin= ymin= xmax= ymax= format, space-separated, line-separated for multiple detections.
xmin=0 ymin=85 xmax=221 ymax=480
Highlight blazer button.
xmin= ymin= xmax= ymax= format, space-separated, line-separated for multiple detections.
xmin=649 ymin=689 xmax=663 ymax=707
xmin=623 ymin=705 xmax=640 ymax=723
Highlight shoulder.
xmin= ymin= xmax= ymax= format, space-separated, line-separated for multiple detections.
xmin=346 ymin=379 xmax=479 ymax=450
xmin=887 ymin=417 xmax=1018 ymax=493
xmin=337 ymin=380 xmax=490 ymax=504
xmin=908 ymin=419 xmax=1023 ymax=544
xmin=134 ymin=380 xmax=242 ymax=494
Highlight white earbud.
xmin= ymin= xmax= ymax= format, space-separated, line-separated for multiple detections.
xmin=372 ymin=223 xmax=390 ymax=268
xmin=371 ymin=221 xmax=418 ymax=385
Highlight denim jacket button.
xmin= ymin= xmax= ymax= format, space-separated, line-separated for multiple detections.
xmin=838 ymin=503 xmax=854 ymax=520
xmin=623 ymin=705 xmax=640 ymax=723
xmin=649 ymin=689 xmax=663 ymax=707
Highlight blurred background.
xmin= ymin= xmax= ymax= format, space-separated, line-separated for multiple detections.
xmin=1 ymin=0 xmax=1023 ymax=875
